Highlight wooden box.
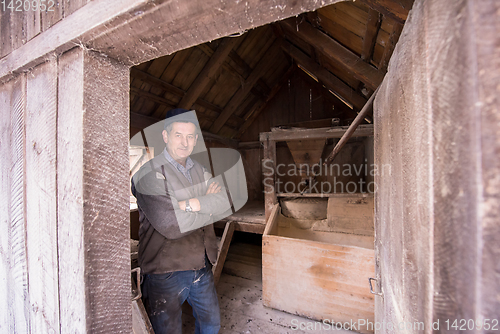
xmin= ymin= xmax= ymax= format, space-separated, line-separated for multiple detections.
xmin=262 ymin=197 xmax=375 ymax=334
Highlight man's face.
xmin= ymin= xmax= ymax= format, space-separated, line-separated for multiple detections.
xmin=163 ymin=122 xmax=198 ymax=163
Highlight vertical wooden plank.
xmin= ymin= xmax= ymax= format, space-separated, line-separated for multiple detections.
xmin=57 ymin=48 xmax=87 ymax=333
xmin=9 ymin=75 xmax=30 ymax=334
xmin=373 ymin=0 xmax=432 ymax=329
xmin=0 ymin=8 xmax=13 ymax=57
xmin=11 ymin=9 xmax=27 ymax=49
xmin=83 ymin=51 xmax=131 ymax=333
xmin=26 ymin=5 xmax=42 ymax=41
xmin=0 ymin=79 xmax=13 ymax=333
xmin=64 ymin=0 xmax=89 ymax=17
xmin=26 ymin=60 xmax=60 ymax=334
xmin=41 ymin=0 xmax=63 ymax=31
xmin=262 ymin=135 xmax=276 ymax=221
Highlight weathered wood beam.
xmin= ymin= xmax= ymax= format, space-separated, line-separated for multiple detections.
xmin=281 ymin=41 xmax=368 ymax=110
xmin=359 ymin=0 xmax=413 ymax=25
xmin=0 ymin=0 xmax=343 ymax=84
xmin=178 ymin=37 xmax=241 ymax=109
xmin=259 ymin=124 xmax=374 ymax=142
xmin=197 ymin=43 xmax=272 ymax=99
xmin=131 ymin=67 xmax=185 ymax=96
xmin=210 ymin=43 xmax=283 ymax=134
xmin=131 ymin=67 xmax=235 ymax=119
xmin=281 ymin=19 xmax=384 ymax=91
xmin=130 ymin=87 xmax=175 ymax=110
xmin=362 ymin=9 xmax=382 ymax=62
xmin=379 ymin=21 xmax=404 ymax=72
xmin=325 ymin=86 xmax=379 ymax=164
xmin=130 ymin=112 xmax=239 ymax=148
xmin=235 ymin=65 xmax=295 ymax=139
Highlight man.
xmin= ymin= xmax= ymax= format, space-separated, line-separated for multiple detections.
xmin=131 ymin=108 xmax=232 ymax=334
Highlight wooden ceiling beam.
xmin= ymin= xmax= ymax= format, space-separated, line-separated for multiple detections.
xmin=197 ymin=43 xmax=272 ymax=98
xmin=358 ymin=0 xmax=413 ymax=25
xmin=379 ymin=21 xmax=403 ymax=72
xmin=281 ymin=19 xmax=384 ymax=91
xmin=130 ymin=87 xmax=176 ymax=110
xmin=131 ymin=68 xmax=244 ymax=123
xmin=131 ymin=87 xmax=218 ymax=124
xmin=131 ymin=67 xmax=185 ymax=96
xmin=235 ymin=65 xmax=296 ymax=139
xmin=209 ymin=42 xmax=283 ymax=134
xmin=281 ymin=40 xmax=368 ymax=111
xmin=362 ymin=9 xmax=382 ymax=62
xmin=177 ymin=37 xmax=241 ymax=109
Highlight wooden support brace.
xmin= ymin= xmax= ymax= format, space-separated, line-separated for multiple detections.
xmin=212 ymin=221 xmax=235 ymax=286
xmin=325 ymin=87 xmax=379 ymax=164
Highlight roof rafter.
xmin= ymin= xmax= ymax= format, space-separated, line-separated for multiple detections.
xmin=131 ymin=68 xmax=230 ymax=117
xmin=177 ymin=37 xmax=241 ymax=109
xmin=281 ymin=40 xmax=367 ymax=111
xmin=362 ymin=9 xmax=382 ymax=62
xmin=235 ymin=65 xmax=296 ymax=139
xmin=197 ymin=43 xmax=272 ymax=99
xmin=379 ymin=21 xmax=403 ymax=72
xmin=209 ymin=41 xmax=284 ymax=134
xmin=359 ymin=0 xmax=413 ymax=25
xmin=281 ymin=19 xmax=384 ymax=91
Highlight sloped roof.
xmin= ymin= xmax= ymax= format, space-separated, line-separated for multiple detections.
xmin=130 ymin=0 xmax=413 ymax=139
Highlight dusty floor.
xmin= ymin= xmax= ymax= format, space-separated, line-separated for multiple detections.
xmin=181 ymin=241 xmax=357 ymax=334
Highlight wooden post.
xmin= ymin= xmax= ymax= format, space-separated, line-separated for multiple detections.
xmin=262 ymin=134 xmax=277 ymax=221
xmin=81 ymin=50 xmax=131 ymax=333
xmin=0 ymin=73 xmax=30 ymax=333
xmin=25 ymin=59 xmax=60 ymax=334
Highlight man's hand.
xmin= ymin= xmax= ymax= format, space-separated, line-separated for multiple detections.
xmin=206 ymin=181 xmax=222 ymax=195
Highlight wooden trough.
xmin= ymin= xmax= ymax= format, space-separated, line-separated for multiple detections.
xmin=263 ymin=197 xmax=375 ymax=334
xmin=262 ymin=125 xmax=376 ymax=333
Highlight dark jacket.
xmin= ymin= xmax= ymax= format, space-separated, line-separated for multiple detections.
xmin=131 ymin=152 xmax=231 ymax=274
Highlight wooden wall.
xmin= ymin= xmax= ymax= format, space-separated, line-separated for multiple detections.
xmin=0 ymin=48 xmax=131 ymax=333
xmin=374 ymin=0 xmax=500 ymax=332
xmin=240 ymin=69 xmax=357 ymax=142
xmin=0 ymin=0 xmax=92 ymax=58
xmin=1 ymin=1 xmax=346 ymax=332
xmin=239 ymin=69 xmax=370 ymax=201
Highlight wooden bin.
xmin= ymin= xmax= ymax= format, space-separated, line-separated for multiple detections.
xmin=262 ymin=196 xmax=375 ymax=334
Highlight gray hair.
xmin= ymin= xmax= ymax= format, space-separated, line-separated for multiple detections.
xmin=164 ymin=122 xmax=199 ymax=135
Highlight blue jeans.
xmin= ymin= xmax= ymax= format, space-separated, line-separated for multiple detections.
xmin=142 ymin=258 xmax=220 ymax=334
